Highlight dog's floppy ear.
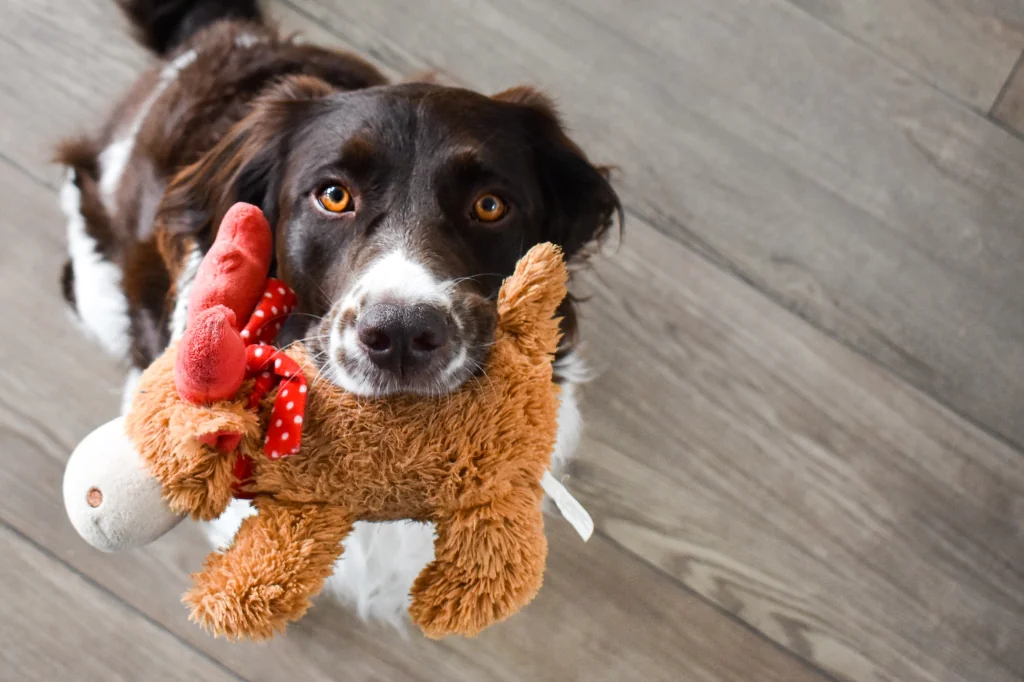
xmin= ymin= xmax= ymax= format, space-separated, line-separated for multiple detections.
xmin=492 ymin=86 xmax=622 ymax=260
xmin=157 ymin=75 xmax=335 ymax=243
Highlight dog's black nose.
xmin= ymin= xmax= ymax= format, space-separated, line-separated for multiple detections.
xmin=357 ymin=303 xmax=449 ymax=374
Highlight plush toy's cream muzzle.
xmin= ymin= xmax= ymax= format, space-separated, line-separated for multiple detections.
xmin=63 ymin=417 xmax=185 ymax=552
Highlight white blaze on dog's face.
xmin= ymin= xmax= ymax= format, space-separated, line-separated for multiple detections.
xmin=324 ymin=247 xmax=477 ymax=396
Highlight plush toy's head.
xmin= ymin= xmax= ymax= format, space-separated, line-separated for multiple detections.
xmin=64 ymin=203 xmax=571 ymax=640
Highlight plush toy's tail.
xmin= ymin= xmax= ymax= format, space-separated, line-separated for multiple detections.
xmin=496 ymin=243 xmax=568 ymax=360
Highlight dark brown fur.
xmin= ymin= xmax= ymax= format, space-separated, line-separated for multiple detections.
xmin=60 ymin=1 xmax=619 ymax=391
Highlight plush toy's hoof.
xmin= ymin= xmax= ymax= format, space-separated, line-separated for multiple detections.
xmin=185 ymin=582 xmax=287 ymax=641
xmin=64 ymin=417 xmax=185 ymax=551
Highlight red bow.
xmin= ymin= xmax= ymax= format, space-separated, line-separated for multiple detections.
xmin=238 ymin=278 xmax=307 ymax=459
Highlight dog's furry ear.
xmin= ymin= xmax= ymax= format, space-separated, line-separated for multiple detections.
xmin=492 ymin=86 xmax=621 ymax=359
xmin=492 ymin=86 xmax=622 ymax=260
xmin=158 ymin=75 xmax=334 ymax=245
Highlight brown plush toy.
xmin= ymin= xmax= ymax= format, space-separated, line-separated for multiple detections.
xmin=63 ymin=203 xmax=573 ymax=640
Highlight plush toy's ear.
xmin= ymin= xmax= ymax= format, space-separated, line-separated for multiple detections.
xmin=175 ymin=305 xmax=248 ymax=403
xmin=496 ymin=243 xmax=568 ymax=359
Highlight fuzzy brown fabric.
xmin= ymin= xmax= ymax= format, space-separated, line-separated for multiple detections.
xmin=124 ymin=243 xmax=566 ymax=639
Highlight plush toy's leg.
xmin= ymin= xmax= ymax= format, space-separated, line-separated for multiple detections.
xmin=409 ymin=492 xmax=547 ymax=638
xmin=184 ymin=500 xmax=352 ymax=640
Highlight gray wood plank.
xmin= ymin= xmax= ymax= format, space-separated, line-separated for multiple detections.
xmin=0 ymin=155 xmax=825 ymax=681
xmin=570 ymin=218 xmax=1024 ymax=682
xmin=286 ymin=0 xmax=1024 ymax=453
xmin=0 ymin=0 xmax=147 ymax=185
xmin=787 ymin=0 xmax=1024 ymax=109
xmin=4 ymin=2 xmax=1024 ymax=682
xmin=0 ymin=524 xmax=241 ymax=682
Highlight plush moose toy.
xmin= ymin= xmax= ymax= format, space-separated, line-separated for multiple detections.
xmin=63 ymin=203 xmax=588 ymax=640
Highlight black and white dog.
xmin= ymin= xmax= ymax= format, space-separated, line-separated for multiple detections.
xmin=60 ymin=0 xmax=618 ymax=627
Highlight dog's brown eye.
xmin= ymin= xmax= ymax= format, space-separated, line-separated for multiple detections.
xmin=472 ymin=194 xmax=506 ymax=222
xmin=317 ymin=185 xmax=352 ymax=213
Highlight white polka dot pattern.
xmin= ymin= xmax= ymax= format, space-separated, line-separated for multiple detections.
xmin=235 ymin=278 xmax=307 ymax=460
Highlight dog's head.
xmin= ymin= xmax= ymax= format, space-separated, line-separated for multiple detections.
xmin=160 ymin=76 xmax=619 ymax=396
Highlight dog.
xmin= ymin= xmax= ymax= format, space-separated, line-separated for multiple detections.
xmin=59 ymin=0 xmax=620 ymax=629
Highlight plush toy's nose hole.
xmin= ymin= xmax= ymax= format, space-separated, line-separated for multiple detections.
xmin=87 ymin=487 xmax=103 ymax=508
xmin=198 ymin=430 xmax=243 ymax=453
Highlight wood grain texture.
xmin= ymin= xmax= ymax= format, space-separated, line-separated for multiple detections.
xmin=0 ymin=0 xmax=395 ymax=186
xmin=786 ymin=0 xmax=1024 ymax=109
xmin=0 ymin=525 xmax=241 ymax=682
xmin=0 ymin=47 xmax=825 ymax=682
xmin=0 ymin=0 xmax=146 ymax=185
xmin=571 ymin=216 xmax=1024 ymax=682
xmin=285 ymin=0 xmax=1024 ymax=453
xmin=993 ymin=52 xmax=1024 ymax=134
xmin=3 ymin=1 xmax=1024 ymax=682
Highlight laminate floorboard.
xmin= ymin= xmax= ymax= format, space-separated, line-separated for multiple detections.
xmin=287 ymin=0 xmax=1024 ymax=452
xmin=0 ymin=133 xmax=825 ymax=682
xmin=2 ymin=1 xmax=1023 ymax=681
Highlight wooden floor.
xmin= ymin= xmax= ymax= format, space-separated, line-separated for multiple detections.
xmin=2 ymin=0 xmax=1024 ymax=680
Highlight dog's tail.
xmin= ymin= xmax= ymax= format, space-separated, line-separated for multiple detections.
xmin=116 ymin=0 xmax=263 ymax=56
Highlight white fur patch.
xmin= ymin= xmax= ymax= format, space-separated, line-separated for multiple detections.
xmin=97 ymin=138 xmax=133 ymax=212
xmin=121 ymin=368 xmax=143 ymax=416
xmin=325 ymin=326 xmax=377 ymax=395
xmin=328 ymin=249 xmax=464 ymax=395
xmin=169 ymin=246 xmax=203 ymax=341
xmin=233 ymin=33 xmax=264 ymax=49
xmin=550 ymin=381 xmax=582 ymax=476
xmin=342 ymin=249 xmax=451 ymax=312
xmin=61 ymin=170 xmax=132 ymax=359
xmin=553 ymin=349 xmax=593 ymax=385
xmin=98 ymin=49 xmax=199 ymax=216
xmin=99 ymin=35 xmax=265 ymax=216
xmin=201 ymin=376 xmax=584 ymax=630
xmin=323 ymin=520 xmax=436 ymax=630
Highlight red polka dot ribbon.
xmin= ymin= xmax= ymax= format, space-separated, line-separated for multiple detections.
xmin=240 ymin=280 xmax=297 ymax=344
xmin=238 ymin=278 xmax=307 ymax=460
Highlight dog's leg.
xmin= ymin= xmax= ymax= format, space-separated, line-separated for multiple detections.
xmin=59 ymin=168 xmax=133 ymax=360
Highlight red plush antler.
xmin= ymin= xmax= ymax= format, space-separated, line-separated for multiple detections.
xmin=172 ymin=203 xmax=305 ymax=462
xmin=174 ymin=203 xmax=273 ymax=404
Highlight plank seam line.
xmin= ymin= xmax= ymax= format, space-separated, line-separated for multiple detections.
xmin=781 ymin=0 xmax=1007 ymax=118
xmin=0 ymin=519 xmax=251 ymax=682
xmin=985 ymin=112 xmax=1024 ymax=143
xmin=0 ymin=151 xmax=56 ymax=191
xmin=624 ymin=203 xmax=1024 ymax=459
xmin=594 ymin=528 xmax=846 ymax=682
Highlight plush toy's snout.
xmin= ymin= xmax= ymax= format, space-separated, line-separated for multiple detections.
xmin=63 ymin=417 xmax=185 ymax=551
